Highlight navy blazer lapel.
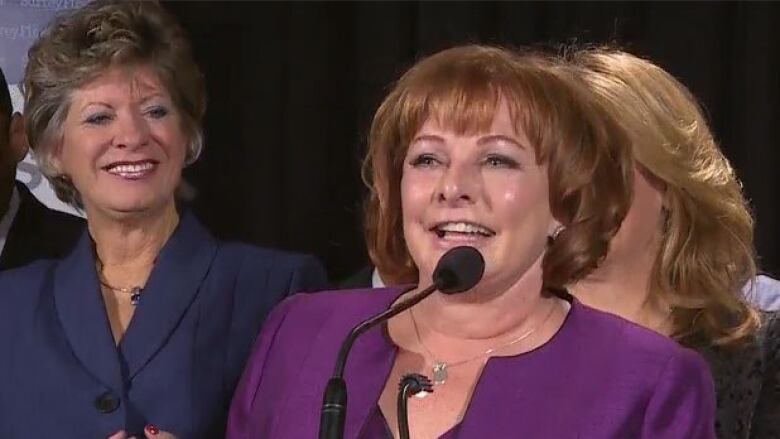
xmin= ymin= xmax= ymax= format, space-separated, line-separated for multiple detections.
xmin=119 ymin=211 xmax=218 ymax=379
xmin=54 ymin=229 xmax=124 ymax=391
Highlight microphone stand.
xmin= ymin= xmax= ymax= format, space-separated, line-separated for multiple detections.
xmin=319 ymin=284 xmax=435 ymax=439
xmin=397 ymin=373 xmax=433 ymax=439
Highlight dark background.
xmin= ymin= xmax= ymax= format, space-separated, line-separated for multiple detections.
xmin=161 ymin=1 xmax=780 ymax=283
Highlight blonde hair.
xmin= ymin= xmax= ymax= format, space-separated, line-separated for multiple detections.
xmin=363 ymin=45 xmax=633 ymax=291
xmin=566 ymin=47 xmax=759 ymax=346
xmin=23 ymin=0 xmax=205 ymax=207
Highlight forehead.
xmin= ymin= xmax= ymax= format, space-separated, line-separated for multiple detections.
xmin=416 ymin=97 xmax=519 ymax=136
xmin=72 ymin=65 xmax=167 ymax=102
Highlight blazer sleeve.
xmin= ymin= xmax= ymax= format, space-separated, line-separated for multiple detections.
xmin=750 ymin=311 xmax=780 ymax=439
xmin=226 ymin=294 xmax=301 ymax=439
xmin=641 ymin=349 xmax=717 ymax=439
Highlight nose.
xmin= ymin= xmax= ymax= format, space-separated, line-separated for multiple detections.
xmin=436 ymin=163 xmax=478 ymax=206
xmin=112 ymin=111 xmax=150 ymax=150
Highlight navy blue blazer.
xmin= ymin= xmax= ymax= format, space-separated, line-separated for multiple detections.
xmin=0 ymin=210 xmax=327 ymax=438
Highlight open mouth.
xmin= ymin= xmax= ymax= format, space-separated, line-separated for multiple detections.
xmin=103 ymin=160 xmax=158 ymax=179
xmin=429 ymin=221 xmax=496 ymax=239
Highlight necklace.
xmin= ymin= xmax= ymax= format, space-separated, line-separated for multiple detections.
xmin=99 ymin=280 xmax=144 ymax=306
xmin=409 ymin=301 xmax=558 ymax=386
xmin=96 ymin=259 xmax=147 ymax=306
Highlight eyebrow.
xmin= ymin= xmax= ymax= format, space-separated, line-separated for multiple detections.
xmin=410 ymin=134 xmax=445 ymax=144
xmin=78 ymin=100 xmax=112 ymax=112
xmin=138 ymin=92 xmax=166 ymax=104
xmin=477 ymin=134 xmax=525 ymax=148
xmin=77 ymin=92 xmax=166 ymax=111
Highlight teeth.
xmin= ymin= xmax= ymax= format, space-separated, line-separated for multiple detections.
xmin=107 ymin=162 xmax=154 ymax=174
xmin=436 ymin=222 xmax=494 ymax=236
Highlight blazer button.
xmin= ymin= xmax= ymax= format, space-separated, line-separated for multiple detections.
xmin=94 ymin=391 xmax=120 ymax=413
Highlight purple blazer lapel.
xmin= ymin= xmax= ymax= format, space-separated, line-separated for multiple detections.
xmin=343 ymin=322 xmax=398 ymax=438
xmin=455 ymin=302 xmax=590 ymax=438
xmin=272 ymin=287 xmax=402 ymax=438
xmin=456 ymin=358 xmax=583 ymax=438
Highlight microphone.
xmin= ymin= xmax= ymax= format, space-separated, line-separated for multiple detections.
xmin=318 ymin=246 xmax=485 ymax=439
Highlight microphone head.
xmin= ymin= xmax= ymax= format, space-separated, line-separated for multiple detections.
xmin=432 ymin=246 xmax=485 ymax=294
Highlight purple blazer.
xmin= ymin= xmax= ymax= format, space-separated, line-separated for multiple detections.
xmin=228 ymin=288 xmax=716 ymax=438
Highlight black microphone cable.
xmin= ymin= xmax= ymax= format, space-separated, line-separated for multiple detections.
xmin=397 ymin=373 xmax=433 ymax=439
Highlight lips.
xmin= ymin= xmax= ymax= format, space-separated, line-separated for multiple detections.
xmin=103 ymin=160 xmax=158 ymax=179
xmin=429 ymin=221 xmax=496 ymax=239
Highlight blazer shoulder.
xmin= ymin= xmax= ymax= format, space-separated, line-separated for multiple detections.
xmin=0 ymin=259 xmax=57 ymax=320
xmin=214 ymin=242 xmax=313 ymax=269
xmin=0 ymin=258 xmax=56 ymax=290
xmin=274 ymin=287 xmax=404 ymax=334
xmin=216 ymin=242 xmax=328 ymax=292
xmin=574 ymin=302 xmax=708 ymax=373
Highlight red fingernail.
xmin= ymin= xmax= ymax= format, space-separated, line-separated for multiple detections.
xmin=145 ymin=424 xmax=159 ymax=435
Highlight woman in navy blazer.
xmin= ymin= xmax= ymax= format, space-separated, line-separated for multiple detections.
xmin=0 ymin=1 xmax=326 ymax=437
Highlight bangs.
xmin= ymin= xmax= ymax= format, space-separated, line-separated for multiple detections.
xmin=399 ymin=71 xmax=520 ymax=139
xmin=393 ymin=56 xmax=548 ymax=160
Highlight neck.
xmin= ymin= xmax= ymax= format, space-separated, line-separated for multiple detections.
xmin=88 ymin=203 xmax=179 ymax=270
xmin=415 ymin=255 xmax=557 ymax=341
xmin=570 ymin=246 xmax=669 ymax=333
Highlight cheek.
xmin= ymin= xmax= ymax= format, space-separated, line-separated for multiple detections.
xmin=154 ymin=124 xmax=188 ymax=162
xmin=400 ymin=171 xmax=433 ymax=219
xmin=60 ymin=130 xmax=103 ymax=174
xmin=487 ymin=173 xmax=549 ymax=221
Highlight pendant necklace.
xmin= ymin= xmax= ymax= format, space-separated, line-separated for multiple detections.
xmin=409 ymin=301 xmax=557 ymax=386
xmin=99 ymin=281 xmax=144 ymax=306
xmin=97 ymin=259 xmax=147 ymax=306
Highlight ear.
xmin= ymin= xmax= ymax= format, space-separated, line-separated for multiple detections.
xmin=8 ymin=113 xmax=28 ymax=163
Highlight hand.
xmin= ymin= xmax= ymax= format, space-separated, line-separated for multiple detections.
xmin=107 ymin=425 xmax=178 ymax=439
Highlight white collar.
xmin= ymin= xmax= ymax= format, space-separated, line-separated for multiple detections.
xmin=371 ymin=266 xmax=386 ymax=288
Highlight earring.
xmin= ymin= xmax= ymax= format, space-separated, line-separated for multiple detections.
xmin=547 ymin=225 xmax=564 ymax=246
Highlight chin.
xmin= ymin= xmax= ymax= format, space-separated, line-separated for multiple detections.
xmin=96 ymin=196 xmax=172 ymax=217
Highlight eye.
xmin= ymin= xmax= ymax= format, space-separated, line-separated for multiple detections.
xmin=409 ymin=153 xmax=441 ymax=168
xmin=84 ymin=112 xmax=113 ymax=125
xmin=483 ymin=154 xmax=520 ymax=169
xmin=145 ymin=105 xmax=170 ymax=119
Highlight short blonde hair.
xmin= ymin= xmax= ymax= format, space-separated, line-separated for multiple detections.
xmin=23 ymin=0 xmax=206 ymax=207
xmin=363 ymin=45 xmax=634 ymax=291
xmin=566 ymin=47 xmax=759 ymax=346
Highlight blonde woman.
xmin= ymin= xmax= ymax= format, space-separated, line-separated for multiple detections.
xmin=565 ymin=48 xmax=779 ymax=438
